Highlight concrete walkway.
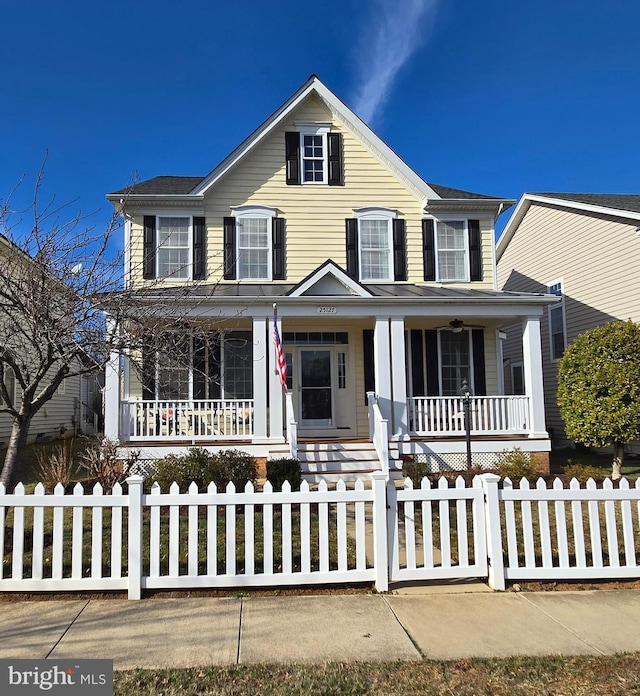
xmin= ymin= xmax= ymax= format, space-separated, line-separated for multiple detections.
xmin=1 ymin=587 xmax=639 ymax=670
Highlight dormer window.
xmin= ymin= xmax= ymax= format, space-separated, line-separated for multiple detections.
xmin=285 ymin=123 xmax=343 ymax=186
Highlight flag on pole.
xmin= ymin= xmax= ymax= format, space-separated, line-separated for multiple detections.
xmin=273 ymin=303 xmax=288 ymax=392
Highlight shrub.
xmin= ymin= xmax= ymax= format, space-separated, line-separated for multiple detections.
xmin=562 ymin=460 xmax=606 ymax=483
xmin=402 ymin=458 xmax=428 ymax=485
xmin=35 ymin=439 xmax=76 ymax=492
xmin=209 ymin=449 xmax=258 ymax=490
xmin=79 ymin=438 xmax=140 ymax=491
xmin=266 ymin=458 xmax=302 ymax=490
xmin=152 ymin=447 xmax=257 ymax=492
xmin=494 ymin=447 xmax=537 ymax=480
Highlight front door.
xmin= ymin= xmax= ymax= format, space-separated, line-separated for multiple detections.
xmin=299 ymin=348 xmax=333 ymax=427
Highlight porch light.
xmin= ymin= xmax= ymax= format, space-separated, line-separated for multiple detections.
xmin=460 ymin=378 xmax=473 ymax=469
xmin=449 ymin=318 xmax=464 ymax=333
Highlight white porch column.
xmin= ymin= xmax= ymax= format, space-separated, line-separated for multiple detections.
xmin=390 ymin=317 xmax=407 ymax=438
xmin=522 ymin=316 xmax=548 ymax=438
xmin=268 ymin=313 xmax=285 ymax=441
xmin=374 ymin=317 xmax=392 ymax=424
xmin=103 ymin=348 xmax=120 ymax=441
xmin=252 ymin=316 xmax=268 ymax=440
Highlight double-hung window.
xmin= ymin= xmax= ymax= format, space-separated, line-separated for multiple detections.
xmin=157 ymin=217 xmax=190 ymax=280
xmin=1 ymin=367 xmax=16 ymax=406
xmin=439 ymin=329 xmax=471 ymax=396
xmin=422 ymin=218 xmax=482 ymax=282
xmin=436 ymin=220 xmax=469 ymax=282
xmin=285 ymin=123 xmax=343 ymax=186
xmin=228 ymin=206 xmax=277 ymax=281
xmin=547 ymin=280 xmax=566 ymax=360
xmin=348 ymin=208 xmax=405 ymax=282
xmin=143 ymin=214 xmax=206 ymax=281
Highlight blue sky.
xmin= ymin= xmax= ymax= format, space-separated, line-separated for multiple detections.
xmin=2 ymin=0 xmax=639 ymax=240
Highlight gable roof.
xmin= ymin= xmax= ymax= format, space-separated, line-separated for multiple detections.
xmin=107 ymin=76 xmax=511 ymax=210
xmin=497 ymin=192 xmax=640 ymax=261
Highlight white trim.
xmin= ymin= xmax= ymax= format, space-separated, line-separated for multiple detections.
xmin=289 ymin=261 xmax=373 ymax=298
xmin=432 ymin=217 xmax=471 ymax=283
xmin=353 ymin=207 xmax=398 ymax=283
xmin=156 ymin=215 xmax=193 ymax=281
xmin=191 ymin=76 xmax=440 ymax=200
xmin=546 ymin=278 xmax=567 ymax=362
xmin=231 ymin=207 xmax=275 ymax=281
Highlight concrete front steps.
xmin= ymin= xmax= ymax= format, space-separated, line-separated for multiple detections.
xmin=269 ymin=440 xmax=402 ymax=483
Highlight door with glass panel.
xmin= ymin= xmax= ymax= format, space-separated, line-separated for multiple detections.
xmin=298 ymin=348 xmax=333 ymax=427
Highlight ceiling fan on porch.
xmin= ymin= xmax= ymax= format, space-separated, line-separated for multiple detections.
xmin=436 ymin=318 xmax=486 ymax=333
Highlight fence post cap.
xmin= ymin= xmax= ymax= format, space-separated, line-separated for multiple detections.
xmin=479 ymin=473 xmax=501 ymax=484
xmin=371 ymin=472 xmax=389 ymax=482
xmin=125 ymin=475 xmax=145 ymax=485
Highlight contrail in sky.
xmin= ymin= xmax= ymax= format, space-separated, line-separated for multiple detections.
xmin=352 ymin=0 xmax=440 ymax=126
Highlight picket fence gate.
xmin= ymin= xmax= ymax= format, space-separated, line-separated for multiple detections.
xmin=1 ymin=474 xmax=639 ymax=598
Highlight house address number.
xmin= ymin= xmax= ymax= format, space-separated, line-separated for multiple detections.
xmin=317 ymin=306 xmax=338 ymax=314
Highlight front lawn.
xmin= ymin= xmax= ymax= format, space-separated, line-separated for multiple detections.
xmin=550 ymin=447 xmax=640 ymax=480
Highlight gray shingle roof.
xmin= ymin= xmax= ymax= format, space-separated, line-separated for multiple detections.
xmin=110 ymin=176 xmax=205 ymax=196
xmin=426 ymin=183 xmax=503 ymax=200
xmin=534 ymin=193 xmax=640 ymax=215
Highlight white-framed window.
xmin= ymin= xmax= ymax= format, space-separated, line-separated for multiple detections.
xmin=511 ymin=361 xmax=525 ymax=395
xmin=547 ymin=279 xmax=567 ymax=360
xmin=354 ymin=207 xmax=396 ymax=282
xmin=439 ymin=329 xmax=472 ymax=396
xmin=297 ymin=122 xmax=330 ymax=184
xmin=156 ymin=333 xmax=191 ymax=400
xmin=231 ymin=206 xmax=276 ymax=281
xmin=435 ymin=219 xmax=469 ymax=282
xmin=1 ymin=367 xmax=16 ymax=406
xmin=157 ymin=216 xmax=191 ymax=280
xmin=221 ymin=331 xmax=253 ymax=399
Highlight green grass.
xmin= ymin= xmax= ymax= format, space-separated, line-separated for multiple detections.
xmin=113 ymin=655 xmax=640 ymax=695
xmin=550 ymin=447 xmax=640 ymax=480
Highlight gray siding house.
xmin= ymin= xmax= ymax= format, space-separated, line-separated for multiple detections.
xmin=496 ymin=193 xmax=640 ymax=449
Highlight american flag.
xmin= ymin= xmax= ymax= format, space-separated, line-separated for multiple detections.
xmin=273 ymin=304 xmax=288 ymax=392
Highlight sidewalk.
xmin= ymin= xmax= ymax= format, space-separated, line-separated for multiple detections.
xmin=1 ymin=586 xmax=640 ymax=670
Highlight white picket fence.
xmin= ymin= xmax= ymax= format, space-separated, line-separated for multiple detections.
xmin=1 ymin=474 xmax=639 ymax=598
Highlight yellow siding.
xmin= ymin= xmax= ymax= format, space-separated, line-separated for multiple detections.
xmin=127 ymin=94 xmax=497 ymax=290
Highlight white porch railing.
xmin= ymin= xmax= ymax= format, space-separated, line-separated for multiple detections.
xmin=408 ymin=395 xmax=530 ymax=436
xmin=120 ymin=399 xmax=254 ymax=441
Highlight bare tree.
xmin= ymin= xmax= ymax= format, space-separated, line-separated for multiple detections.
xmin=0 ymin=164 xmax=223 ymax=488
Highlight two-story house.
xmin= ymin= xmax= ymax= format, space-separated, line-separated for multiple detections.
xmin=104 ymin=76 xmax=554 ymax=478
xmin=497 ymin=192 xmax=640 ymax=451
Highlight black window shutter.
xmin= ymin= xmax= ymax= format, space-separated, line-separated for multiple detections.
xmin=327 ymin=132 xmax=343 ymax=186
xmin=285 ymin=132 xmax=301 ymax=185
xmin=192 ymin=336 xmax=206 ymax=399
xmin=193 ymin=216 xmax=206 ymax=280
xmin=422 ymin=219 xmax=436 ymax=281
xmin=410 ymin=330 xmax=425 ymax=397
xmin=425 ymin=329 xmax=440 ymax=396
xmin=393 ymin=219 xmax=407 ymax=281
xmin=363 ymin=329 xmax=374 ymax=405
xmin=468 ymin=219 xmax=482 ymax=281
xmin=345 ymin=218 xmax=359 ymax=279
xmin=472 ymin=329 xmax=486 ymax=395
xmin=272 ymin=217 xmax=285 ymax=280
xmin=223 ymin=217 xmax=236 ymax=280
xmin=143 ymin=215 xmax=156 ymax=279
xmin=207 ymin=333 xmax=221 ymax=399
xmin=142 ymin=336 xmax=156 ymax=400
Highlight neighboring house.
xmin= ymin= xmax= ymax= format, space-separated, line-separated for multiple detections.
xmin=0 ymin=234 xmax=83 ymax=447
xmin=104 ymin=75 xmax=554 ymax=478
xmin=496 ymin=192 xmax=640 ymax=450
